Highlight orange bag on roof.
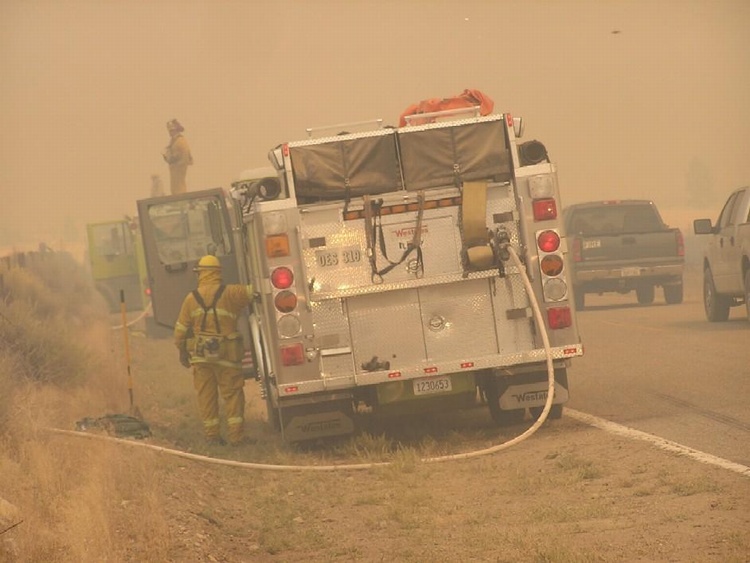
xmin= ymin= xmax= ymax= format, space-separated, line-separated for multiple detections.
xmin=398 ymin=89 xmax=494 ymax=127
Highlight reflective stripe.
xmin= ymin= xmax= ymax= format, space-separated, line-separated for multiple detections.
xmin=189 ymin=307 xmax=238 ymax=320
xmin=190 ymin=357 xmax=242 ymax=368
xmin=227 ymin=416 xmax=244 ymax=425
xmin=203 ymin=418 xmax=220 ymax=428
xmin=174 ymin=323 xmax=188 ymax=333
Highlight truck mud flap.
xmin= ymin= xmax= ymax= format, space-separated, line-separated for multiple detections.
xmin=497 ymin=369 xmax=569 ymax=410
xmin=280 ymin=399 xmax=355 ymax=443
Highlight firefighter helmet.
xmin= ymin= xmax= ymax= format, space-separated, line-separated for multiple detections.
xmin=167 ymin=119 xmax=184 ymax=132
xmin=193 ymin=255 xmax=221 ymax=272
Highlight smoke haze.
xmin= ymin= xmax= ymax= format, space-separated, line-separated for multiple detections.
xmin=1 ymin=0 xmax=749 ymax=247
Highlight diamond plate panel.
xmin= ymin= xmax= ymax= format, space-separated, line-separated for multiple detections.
xmin=418 ymin=279 xmax=498 ymax=361
xmin=347 ymin=289 xmax=425 ymax=371
xmin=310 ymin=300 xmax=350 ymax=349
xmin=490 ymin=273 xmax=535 ymax=354
xmin=374 ymin=212 xmax=461 ymax=282
xmin=320 ymin=353 xmax=356 ymax=382
xmin=300 ymin=209 xmax=372 ymax=293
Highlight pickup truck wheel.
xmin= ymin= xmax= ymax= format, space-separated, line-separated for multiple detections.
xmin=636 ymin=285 xmax=655 ymax=304
xmin=663 ymin=283 xmax=684 ymax=305
xmin=704 ymin=267 xmax=731 ymax=322
xmin=744 ymin=270 xmax=750 ymax=322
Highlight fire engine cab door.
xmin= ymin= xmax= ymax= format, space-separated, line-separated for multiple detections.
xmin=136 ymin=188 xmax=241 ymax=329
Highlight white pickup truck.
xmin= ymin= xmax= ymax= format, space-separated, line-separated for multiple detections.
xmin=693 ymin=186 xmax=750 ymax=321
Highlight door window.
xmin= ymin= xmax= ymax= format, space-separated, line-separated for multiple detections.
xmin=147 ymin=196 xmax=232 ymax=265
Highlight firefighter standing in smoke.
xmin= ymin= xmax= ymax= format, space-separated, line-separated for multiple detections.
xmin=162 ymin=119 xmax=193 ymax=195
xmin=174 ymin=255 xmax=254 ymax=446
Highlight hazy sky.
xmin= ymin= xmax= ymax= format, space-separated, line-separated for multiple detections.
xmin=1 ymin=0 xmax=749 ymax=246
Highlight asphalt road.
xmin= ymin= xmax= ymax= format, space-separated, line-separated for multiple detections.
xmin=567 ymin=273 xmax=750 ymax=468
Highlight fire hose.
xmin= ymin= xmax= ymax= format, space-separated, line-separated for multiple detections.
xmin=110 ymin=301 xmax=153 ymax=330
xmin=51 ymin=244 xmax=556 ymax=471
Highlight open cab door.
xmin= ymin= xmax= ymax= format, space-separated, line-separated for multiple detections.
xmin=136 ymin=189 xmax=242 ymax=331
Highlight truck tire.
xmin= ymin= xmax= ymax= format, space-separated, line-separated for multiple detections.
xmin=530 ymin=404 xmax=563 ymax=420
xmin=704 ymin=266 xmax=730 ymax=322
xmin=636 ymin=285 xmax=655 ymax=305
xmin=482 ymin=377 xmax=525 ymax=426
xmin=663 ymin=282 xmax=684 ymax=305
xmin=744 ymin=270 xmax=750 ymax=322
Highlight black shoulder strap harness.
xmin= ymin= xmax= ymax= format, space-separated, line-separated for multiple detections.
xmin=192 ymin=285 xmax=226 ymax=333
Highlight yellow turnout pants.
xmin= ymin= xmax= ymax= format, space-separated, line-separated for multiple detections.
xmin=192 ymin=363 xmax=245 ymax=443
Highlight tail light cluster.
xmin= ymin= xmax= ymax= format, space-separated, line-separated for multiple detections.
xmin=264 ymin=212 xmax=304 ymax=365
xmin=536 ymin=229 xmax=572 ymax=329
xmin=270 ymin=265 xmax=301 ymax=341
xmin=529 ymin=174 xmax=571 ymax=329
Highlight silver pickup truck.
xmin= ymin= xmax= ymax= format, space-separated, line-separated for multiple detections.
xmin=563 ymin=200 xmax=685 ymax=310
xmin=693 ymin=186 xmax=750 ymax=322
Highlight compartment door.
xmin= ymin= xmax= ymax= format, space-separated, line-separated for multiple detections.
xmin=347 ymin=289 xmax=425 ymax=372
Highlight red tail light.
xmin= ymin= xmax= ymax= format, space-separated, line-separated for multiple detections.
xmin=676 ymin=229 xmax=684 ymax=257
xmin=547 ymin=306 xmax=572 ymax=329
xmin=537 ymin=230 xmax=560 ymax=252
xmin=271 ymin=267 xmax=294 ymax=289
xmin=280 ymin=343 xmax=305 ymax=366
xmin=532 ymin=198 xmax=557 ymax=221
xmin=571 ymin=237 xmax=582 ymax=262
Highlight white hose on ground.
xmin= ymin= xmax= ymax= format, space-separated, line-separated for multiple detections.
xmin=55 ymin=245 xmax=555 ymax=471
xmin=111 ymin=301 xmax=153 ymax=330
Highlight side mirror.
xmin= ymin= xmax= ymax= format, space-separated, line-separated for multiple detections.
xmin=693 ymin=218 xmax=713 ymax=235
xmin=251 ymin=177 xmax=282 ymax=201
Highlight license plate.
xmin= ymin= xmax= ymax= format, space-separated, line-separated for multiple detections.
xmin=413 ymin=376 xmax=452 ymax=396
xmin=583 ymin=239 xmax=601 ymax=249
xmin=315 ymin=246 xmax=362 ymax=268
xmin=621 ymin=267 xmax=641 ymax=277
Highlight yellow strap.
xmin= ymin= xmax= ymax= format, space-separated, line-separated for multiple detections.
xmin=461 ymin=181 xmax=489 ymax=245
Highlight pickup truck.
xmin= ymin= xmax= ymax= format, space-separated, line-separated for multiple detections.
xmin=693 ymin=186 xmax=750 ymax=322
xmin=563 ymin=200 xmax=685 ymax=310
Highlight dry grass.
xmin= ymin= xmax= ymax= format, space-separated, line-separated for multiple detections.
xmin=0 ymin=252 xmax=171 ymax=562
xmin=1 ymin=252 xmax=749 ymax=562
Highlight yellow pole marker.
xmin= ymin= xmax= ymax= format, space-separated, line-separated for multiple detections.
xmin=119 ymin=290 xmax=139 ymax=418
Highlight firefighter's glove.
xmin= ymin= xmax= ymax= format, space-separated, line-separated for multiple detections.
xmin=179 ymin=347 xmax=191 ymax=369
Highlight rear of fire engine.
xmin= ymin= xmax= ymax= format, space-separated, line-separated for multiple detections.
xmin=231 ymin=110 xmax=583 ymax=442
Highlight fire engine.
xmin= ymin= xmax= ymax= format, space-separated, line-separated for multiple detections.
xmin=138 ymin=105 xmax=583 ymax=442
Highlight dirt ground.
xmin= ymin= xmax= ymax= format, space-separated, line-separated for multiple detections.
xmin=52 ymin=332 xmax=750 ymax=563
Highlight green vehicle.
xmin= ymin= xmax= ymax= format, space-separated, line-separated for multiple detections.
xmin=86 ymin=218 xmax=150 ymax=315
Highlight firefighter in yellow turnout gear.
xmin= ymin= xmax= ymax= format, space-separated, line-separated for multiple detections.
xmin=174 ymin=255 xmax=254 ymax=446
xmin=163 ymin=119 xmax=193 ymax=195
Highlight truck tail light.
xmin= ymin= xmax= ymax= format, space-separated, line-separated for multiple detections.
xmin=676 ymin=229 xmax=684 ymax=257
xmin=547 ymin=306 xmax=572 ymax=329
xmin=537 ymin=230 xmax=560 ymax=252
xmin=540 ymin=255 xmax=564 ymax=276
xmin=532 ymin=198 xmax=557 ymax=221
xmin=536 ymin=228 xmax=568 ymax=303
xmin=274 ymin=290 xmax=298 ymax=313
xmin=280 ymin=343 xmax=305 ymax=366
xmin=271 ymin=266 xmax=294 ymax=289
xmin=266 ymin=234 xmax=290 ymax=258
